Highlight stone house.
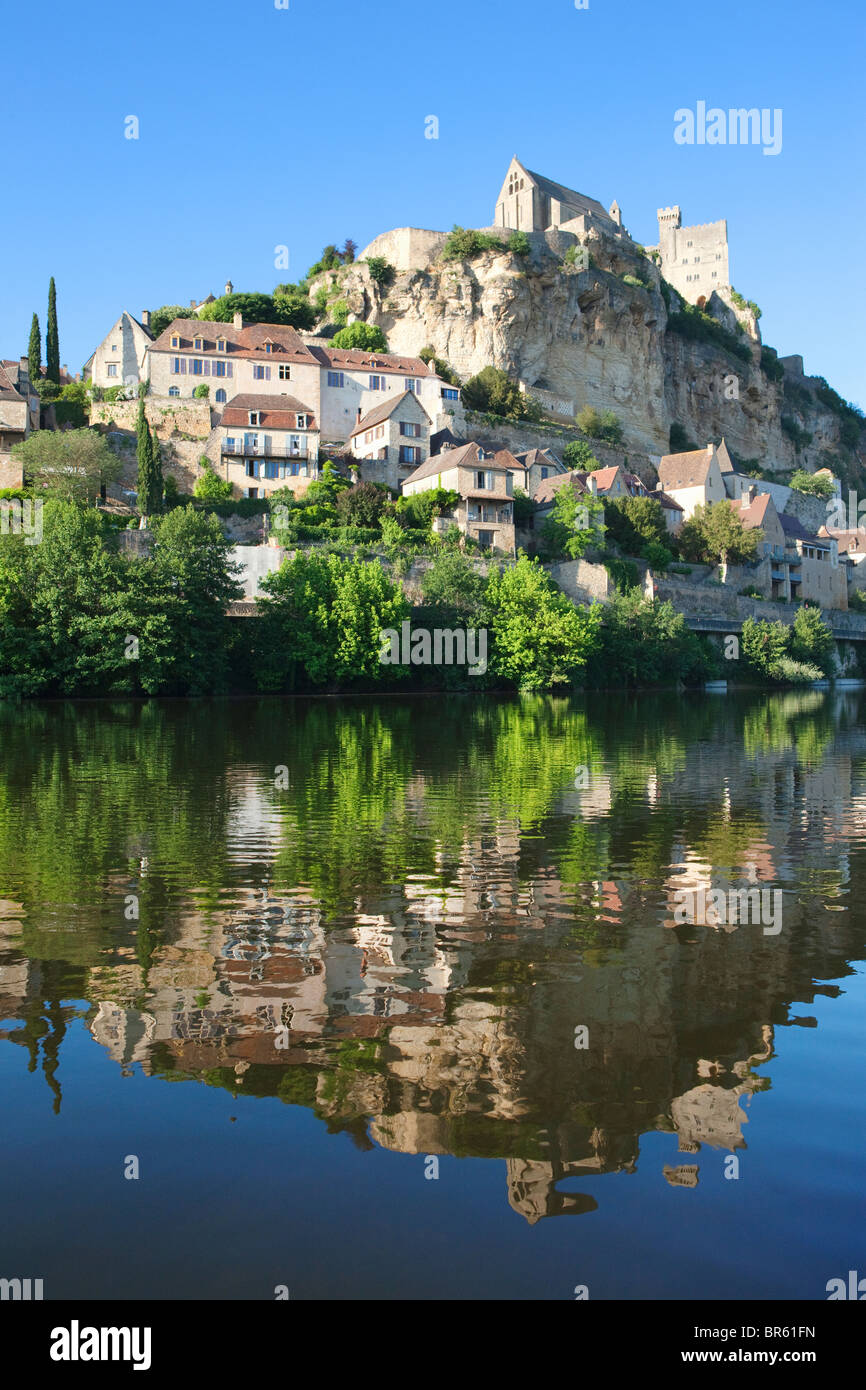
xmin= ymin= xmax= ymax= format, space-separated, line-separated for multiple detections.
xmin=731 ymin=488 xmax=845 ymax=608
xmin=349 ymin=390 xmax=432 ymax=491
xmin=497 ymin=446 xmax=567 ymax=498
xmin=217 ymin=393 xmax=320 ymax=499
xmin=648 ymin=206 xmax=730 ymax=306
xmin=83 ymin=312 xmax=153 ymax=393
xmin=656 ymin=441 xmax=731 ymax=519
xmin=306 ymin=342 xmax=461 ymax=443
xmin=144 ymin=317 xmax=460 ymax=445
xmin=402 ymin=440 xmax=515 ymax=554
xmin=146 ymin=317 xmax=323 ymax=408
xmin=0 ymin=358 xmax=40 ymax=486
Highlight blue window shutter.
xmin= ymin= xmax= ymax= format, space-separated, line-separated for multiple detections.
xmin=227 ymin=363 xmax=233 ymax=377
xmin=180 ymin=359 xmax=186 ymax=374
xmin=204 ymin=360 xmax=210 ymax=375
xmin=266 ymin=366 xmax=271 ymax=381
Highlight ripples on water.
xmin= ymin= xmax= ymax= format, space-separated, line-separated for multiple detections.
xmin=0 ymin=690 xmax=864 ymax=1298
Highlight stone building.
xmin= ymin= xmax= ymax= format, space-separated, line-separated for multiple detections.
xmin=650 ymin=205 xmax=730 ymax=305
xmin=493 ymin=157 xmax=623 ymax=238
xmin=349 ymin=390 xmax=432 ymax=491
xmin=83 ymin=311 xmax=153 ymax=393
xmin=656 ymin=441 xmax=731 ymax=519
xmin=0 ymin=358 xmax=40 ymax=486
xmin=402 ymin=440 xmax=515 ymax=554
xmin=217 ymin=393 xmax=320 ymax=498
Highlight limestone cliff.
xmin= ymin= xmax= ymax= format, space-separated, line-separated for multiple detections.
xmin=318 ymin=227 xmax=863 ymax=478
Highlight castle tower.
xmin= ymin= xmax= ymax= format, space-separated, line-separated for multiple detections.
xmin=225 ymin=280 xmax=234 ymax=295
xmin=609 ymin=199 xmax=622 ymax=227
xmin=654 ymin=206 xmax=729 ymax=305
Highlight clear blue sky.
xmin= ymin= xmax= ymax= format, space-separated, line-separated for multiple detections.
xmin=2 ymin=0 xmax=863 ymax=406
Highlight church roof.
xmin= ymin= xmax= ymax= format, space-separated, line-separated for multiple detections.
xmin=521 ymin=164 xmax=613 ymax=224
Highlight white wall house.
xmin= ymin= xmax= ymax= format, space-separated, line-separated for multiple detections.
xmin=217 ymin=393 xmax=320 ymax=498
xmin=83 ymin=312 xmax=153 ymax=393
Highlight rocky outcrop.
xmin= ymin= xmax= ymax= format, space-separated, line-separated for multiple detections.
xmin=335 ymin=228 xmax=862 ymax=476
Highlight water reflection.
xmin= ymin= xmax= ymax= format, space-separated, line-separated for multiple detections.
xmin=1 ymin=690 xmax=863 ymax=1227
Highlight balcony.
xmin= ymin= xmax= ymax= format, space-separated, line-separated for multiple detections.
xmin=221 ymin=440 xmax=312 ymax=459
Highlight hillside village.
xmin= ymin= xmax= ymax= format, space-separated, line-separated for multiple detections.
xmin=2 ymin=157 xmax=865 ymax=685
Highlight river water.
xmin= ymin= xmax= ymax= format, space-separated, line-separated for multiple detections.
xmin=1 ymin=691 xmax=864 ymax=1299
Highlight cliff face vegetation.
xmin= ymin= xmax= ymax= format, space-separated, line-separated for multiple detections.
xmin=322 ymin=228 xmax=864 ymax=479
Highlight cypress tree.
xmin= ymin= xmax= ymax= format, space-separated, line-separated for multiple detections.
xmin=136 ymin=401 xmax=153 ymax=515
xmin=46 ymin=278 xmax=60 ymax=383
xmin=149 ymin=427 xmax=163 ymax=512
xmin=28 ymin=313 xmax=41 ymax=388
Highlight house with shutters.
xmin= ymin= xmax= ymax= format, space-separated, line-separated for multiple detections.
xmin=307 ymin=342 xmax=461 ymax=442
xmin=655 ymin=441 xmax=732 ymax=519
xmin=495 ymin=446 xmax=568 ymax=499
xmin=217 ymin=394 xmax=320 ymax=498
xmin=145 ymin=317 xmax=322 ymax=408
xmin=402 ymin=440 xmax=515 ymax=554
xmin=83 ymin=311 xmax=153 ymax=394
xmin=349 ymin=390 xmax=432 ymax=491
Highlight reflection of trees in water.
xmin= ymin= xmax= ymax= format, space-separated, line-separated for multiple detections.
xmin=1 ymin=690 xmax=866 ymax=1218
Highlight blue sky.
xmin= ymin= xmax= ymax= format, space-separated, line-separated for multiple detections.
xmin=2 ymin=0 xmax=863 ymax=406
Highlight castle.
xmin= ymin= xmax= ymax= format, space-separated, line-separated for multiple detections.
xmin=493 ymin=157 xmax=730 ymax=305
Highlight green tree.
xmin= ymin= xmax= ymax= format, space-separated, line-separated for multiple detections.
xmin=136 ymin=402 xmax=161 ymax=516
xmin=541 ymin=482 xmax=606 ymax=559
xmin=46 ymin=278 xmax=60 ymax=383
xmin=28 ymin=313 xmax=41 ymax=388
xmin=482 ymin=555 xmax=602 ymax=690
xmin=365 ymin=257 xmax=395 ymax=287
xmin=148 ymin=507 xmax=242 ymax=692
xmin=147 ymin=305 xmax=198 ymax=339
xmin=789 ymin=469 xmax=835 ymax=500
xmin=420 ymin=550 xmax=486 ymax=618
xmin=461 ymin=366 xmax=542 ymax=423
xmin=575 ymin=405 xmax=623 ymax=446
xmin=255 ymin=551 xmax=409 ymax=689
xmin=193 ymin=383 xmax=210 ymax=398
xmin=199 ymin=291 xmax=315 ymax=331
xmin=193 ymin=460 xmax=233 ymax=501
xmin=12 ymin=428 xmax=120 ymax=504
xmin=330 ymin=322 xmax=389 ymax=352
xmin=562 ymin=440 xmax=600 ymax=470
xmin=678 ymin=502 xmax=761 ymax=567
xmin=790 ymin=605 xmax=835 ymax=674
xmin=335 ymin=481 xmax=389 ymax=527
xmin=53 ymin=380 xmax=90 ymax=429
xmin=418 ymin=346 xmax=461 ymax=387
xmin=586 ymin=591 xmax=715 ymax=687
xmin=603 ymin=495 xmax=668 ymax=555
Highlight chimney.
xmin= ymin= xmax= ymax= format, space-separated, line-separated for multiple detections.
xmin=748 ymin=484 xmax=757 ymax=502
xmin=190 ymin=299 xmax=197 ymax=308
xmin=706 ymin=443 xmax=713 ymax=455
xmin=233 ymin=312 xmax=244 ymax=331
xmin=357 ymin=407 xmax=362 ymax=420
xmin=141 ymin=309 xmax=151 ymax=328
xmin=586 ymin=474 xmax=598 ymax=494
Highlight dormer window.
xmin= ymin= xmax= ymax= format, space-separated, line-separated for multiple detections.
xmin=296 ymin=414 xmax=308 ymax=429
xmin=263 ymin=340 xmax=274 ymax=353
xmin=170 ymin=334 xmax=180 ymax=348
xmin=216 ymin=337 xmax=227 ymax=352
xmin=249 ymin=411 xmax=261 ymax=426
xmin=193 ymin=337 xmax=203 ymax=351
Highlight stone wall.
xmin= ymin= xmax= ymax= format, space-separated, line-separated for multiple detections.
xmin=548 ymin=558 xmax=611 ymax=604
xmin=90 ymin=398 xmax=213 ymax=439
xmin=0 ymin=458 xmax=24 ymax=488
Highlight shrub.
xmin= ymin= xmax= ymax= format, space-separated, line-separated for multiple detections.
xmin=790 ymin=604 xmax=835 ymax=674
xmin=666 ymin=300 xmax=752 ymax=362
xmin=461 ymin=366 xmax=542 ymax=422
xmin=641 ymin=540 xmax=673 ymax=571
xmin=562 ymin=440 xmax=601 ymax=470
xmin=418 ymin=346 xmax=461 ymax=386
xmin=760 ymin=346 xmax=785 ymax=382
xmin=193 ymin=460 xmax=233 ymax=501
xmin=730 ymin=288 xmax=762 ymax=319
xmin=508 ymin=231 xmax=531 ymax=256
xmin=366 ymin=257 xmax=395 ymax=287
xmin=604 ymin=496 xmax=668 ymax=555
xmin=789 ymin=468 xmax=835 ymax=499
xmin=441 ymin=226 xmax=505 ymax=261
xmin=622 ymin=273 xmax=649 ymax=290
xmin=330 ymin=322 xmax=388 ymax=352
xmin=193 ymin=383 xmax=210 ymax=398
xmin=335 ymin=481 xmax=389 ymax=528
xmin=575 ymin=405 xmax=624 ymax=447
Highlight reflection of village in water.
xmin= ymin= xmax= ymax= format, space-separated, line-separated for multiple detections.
xmin=1 ymin=692 xmax=864 ymax=1224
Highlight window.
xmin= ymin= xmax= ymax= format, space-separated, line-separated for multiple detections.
xmin=474 ymin=470 xmax=494 ymax=490
xmin=111 ymin=344 xmax=118 ymax=352
xmin=477 ymin=529 xmax=494 ymax=549
xmin=106 ymin=363 xmax=118 ymax=377
xmin=441 ymin=388 xmax=459 ymax=401
xmin=540 ymin=466 xmax=549 ymax=480
xmin=264 ymin=342 xmax=273 ymax=353
xmin=169 ymin=386 xmax=180 ymax=397
xmin=216 ymin=338 xmax=227 ymax=352
xmin=212 ymin=360 xmax=227 ymax=377
xmin=225 ymin=437 xmax=236 ymax=450
xmin=404 ymin=378 xmax=418 ymax=393
xmin=686 ymin=240 xmax=693 ymax=247
xmin=296 ymin=415 xmax=309 ymax=429
xmin=246 ymin=488 xmax=258 ymax=499
xmin=481 ymin=505 xmax=495 ymax=522
xmin=249 ymin=412 xmax=261 ymax=426
xmin=170 ymin=335 xmax=180 ymax=348
xmin=375 ymin=424 xmax=384 ymax=439
xmin=191 ymin=359 xmax=203 ymax=375
xmin=369 ymin=375 xmax=386 ymax=390
xmin=289 ymin=436 xmax=302 ymax=456
xmin=215 ymin=389 xmax=226 ymax=403
xmin=468 ymin=504 xmax=479 ymax=521
xmin=497 ymin=505 xmax=512 ymax=523
xmin=364 ymin=430 xmax=373 ymax=444
xmin=245 ymin=461 xmax=257 ymax=478
xmin=253 ymin=364 xmax=270 ymax=380
xmin=399 ymin=446 xmax=421 ymax=464
xmin=193 ymin=337 xmax=203 ymax=351
xmin=279 ymin=364 xmax=292 ymax=380
xmin=327 ymin=370 xmax=344 ymax=388
xmin=400 ymin=422 xmax=421 ymax=437
xmin=265 ymin=461 xmax=279 ymax=479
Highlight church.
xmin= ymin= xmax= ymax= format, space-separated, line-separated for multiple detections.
xmin=493 ymin=157 xmax=623 ymax=235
